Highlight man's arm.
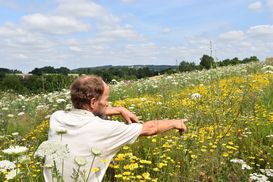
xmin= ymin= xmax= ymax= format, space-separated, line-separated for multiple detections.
xmin=140 ymin=119 xmax=188 ymax=136
xmin=105 ymin=106 xmax=138 ymax=124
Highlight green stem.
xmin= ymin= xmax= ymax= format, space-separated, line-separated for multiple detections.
xmin=85 ymin=156 xmax=96 ymax=182
xmin=51 ymin=168 xmax=54 ymax=182
xmin=96 ymin=173 xmax=100 ymax=182
xmin=25 ymin=164 xmax=33 ymax=182
xmin=61 ymin=159 xmax=64 ymax=178
xmin=74 ymin=166 xmax=81 ymax=182
xmin=15 ymin=157 xmax=18 ymax=181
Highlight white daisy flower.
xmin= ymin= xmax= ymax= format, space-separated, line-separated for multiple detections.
xmin=17 ymin=112 xmax=25 ymax=116
xmin=56 ymin=127 xmax=67 ymax=135
xmin=5 ymin=169 xmax=20 ymax=180
xmin=35 ymin=141 xmax=70 ymax=168
xmin=74 ymin=156 xmax=87 ymax=166
xmin=56 ymin=99 xmax=66 ymax=103
xmin=91 ymin=148 xmax=101 ymax=156
xmin=191 ymin=93 xmax=202 ymax=100
xmin=0 ymin=160 xmax=16 ymax=172
xmin=2 ymin=146 xmax=28 ymax=155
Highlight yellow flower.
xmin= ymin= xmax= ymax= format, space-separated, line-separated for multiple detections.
xmin=228 ymin=141 xmax=234 ymax=145
xmin=123 ymin=146 xmax=129 ymax=150
xmin=100 ymin=159 xmax=108 ymax=163
xmin=211 ymin=145 xmax=217 ymax=149
xmin=2 ymin=170 xmax=8 ymax=175
xmin=248 ymin=156 xmax=255 ymax=159
xmin=222 ymin=152 xmax=229 ymax=157
xmin=191 ymin=154 xmax=197 ymax=159
xmin=115 ymin=174 xmax=122 ymax=178
xmin=123 ymin=163 xmax=138 ymax=170
xmin=123 ymin=171 xmax=131 ymax=176
xmin=113 ymin=165 xmax=119 ymax=169
xmin=143 ymin=172 xmax=151 ymax=180
xmin=157 ymin=162 xmax=167 ymax=168
xmin=91 ymin=167 xmax=100 ymax=173
xmin=140 ymin=160 xmax=152 ymax=164
xmin=115 ymin=153 xmax=126 ymax=161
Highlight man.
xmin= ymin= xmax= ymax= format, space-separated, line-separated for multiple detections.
xmin=44 ymin=75 xmax=187 ymax=182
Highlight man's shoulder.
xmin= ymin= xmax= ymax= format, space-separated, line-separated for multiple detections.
xmin=51 ymin=110 xmax=66 ymax=117
xmin=50 ymin=110 xmax=71 ymax=122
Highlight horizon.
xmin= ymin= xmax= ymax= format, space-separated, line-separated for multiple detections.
xmin=0 ymin=0 xmax=272 ymax=73
xmin=2 ymin=64 xmax=178 ymax=73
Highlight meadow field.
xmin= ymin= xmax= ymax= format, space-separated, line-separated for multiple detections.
xmin=0 ymin=62 xmax=273 ymax=182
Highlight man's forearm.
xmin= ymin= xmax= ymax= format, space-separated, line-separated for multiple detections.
xmin=140 ymin=120 xmax=184 ymax=136
xmin=104 ymin=106 xmax=138 ymax=124
xmin=104 ymin=107 xmax=122 ymax=116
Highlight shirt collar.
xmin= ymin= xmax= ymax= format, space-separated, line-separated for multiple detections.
xmin=71 ymin=108 xmax=95 ymax=117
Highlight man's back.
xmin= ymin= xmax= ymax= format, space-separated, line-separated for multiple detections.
xmin=44 ymin=109 xmax=142 ymax=182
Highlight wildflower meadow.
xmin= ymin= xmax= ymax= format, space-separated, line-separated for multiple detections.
xmin=1 ymin=62 xmax=273 ymax=182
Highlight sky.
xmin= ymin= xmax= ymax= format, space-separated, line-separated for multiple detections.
xmin=0 ymin=0 xmax=272 ymax=73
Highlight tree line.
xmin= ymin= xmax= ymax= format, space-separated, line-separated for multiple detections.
xmin=0 ymin=67 xmax=171 ymax=93
xmin=178 ymin=55 xmax=259 ymax=72
xmin=0 ymin=55 xmax=259 ymax=93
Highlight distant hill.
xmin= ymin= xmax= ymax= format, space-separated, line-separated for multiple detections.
xmin=72 ymin=65 xmax=177 ymax=72
xmin=0 ymin=68 xmax=22 ymax=74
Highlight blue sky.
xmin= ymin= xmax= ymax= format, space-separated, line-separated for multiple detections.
xmin=0 ymin=0 xmax=272 ymax=73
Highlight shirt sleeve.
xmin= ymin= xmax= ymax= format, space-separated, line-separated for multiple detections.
xmin=103 ymin=120 xmax=143 ymax=154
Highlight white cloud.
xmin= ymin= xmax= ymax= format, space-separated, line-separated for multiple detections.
xmin=219 ymin=31 xmax=245 ymax=41
xmin=16 ymin=54 xmax=29 ymax=59
xmin=0 ymin=0 xmax=272 ymax=72
xmin=56 ymin=0 xmax=142 ymax=41
xmin=120 ymin=0 xmax=137 ymax=3
xmin=56 ymin=0 xmax=120 ymax=25
xmin=248 ymin=1 xmax=262 ymax=11
xmin=22 ymin=13 xmax=90 ymax=34
xmin=247 ymin=24 xmax=273 ymax=36
xmin=97 ymin=27 xmax=144 ymax=40
xmin=69 ymin=46 xmax=82 ymax=52
xmin=215 ymin=24 xmax=273 ymax=60
xmin=267 ymin=0 xmax=273 ymax=9
xmin=0 ymin=0 xmax=146 ymax=72
xmin=0 ymin=23 xmax=27 ymax=37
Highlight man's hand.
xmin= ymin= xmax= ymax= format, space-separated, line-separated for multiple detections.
xmin=105 ymin=106 xmax=138 ymax=124
xmin=119 ymin=107 xmax=138 ymax=124
xmin=174 ymin=119 xmax=188 ymax=135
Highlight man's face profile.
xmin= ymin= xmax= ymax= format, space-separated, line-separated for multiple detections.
xmin=92 ymin=83 xmax=109 ymax=117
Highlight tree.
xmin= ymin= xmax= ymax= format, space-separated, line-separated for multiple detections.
xmin=230 ymin=57 xmax=240 ymax=65
xmin=56 ymin=67 xmax=70 ymax=75
xmin=30 ymin=68 xmax=43 ymax=75
xmin=200 ymin=55 xmax=215 ymax=69
xmin=248 ymin=56 xmax=259 ymax=63
xmin=179 ymin=61 xmax=196 ymax=72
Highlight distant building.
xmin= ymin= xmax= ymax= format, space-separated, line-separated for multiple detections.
xmin=15 ymin=73 xmax=33 ymax=79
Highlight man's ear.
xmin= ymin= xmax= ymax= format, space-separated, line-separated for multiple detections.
xmin=90 ymin=98 xmax=97 ymax=109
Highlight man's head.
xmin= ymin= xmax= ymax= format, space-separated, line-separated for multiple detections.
xmin=70 ymin=75 xmax=109 ymax=117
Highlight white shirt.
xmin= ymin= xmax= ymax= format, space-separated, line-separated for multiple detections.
xmin=44 ymin=109 xmax=142 ymax=182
